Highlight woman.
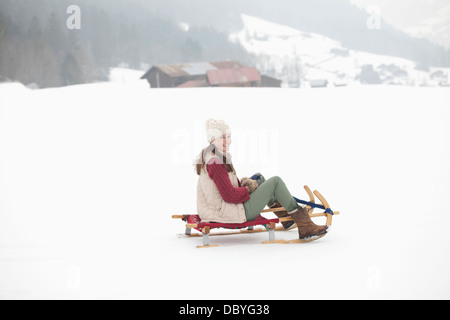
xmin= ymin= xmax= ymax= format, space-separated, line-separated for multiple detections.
xmin=195 ymin=119 xmax=327 ymax=240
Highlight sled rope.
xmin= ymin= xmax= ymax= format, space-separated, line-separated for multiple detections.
xmin=293 ymin=197 xmax=334 ymax=215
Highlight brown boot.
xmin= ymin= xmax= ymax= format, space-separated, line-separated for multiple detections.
xmin=270 ymin=201 xmax=295 ymax=229
xmin=289 ymin=206 xmax=328 ymax=239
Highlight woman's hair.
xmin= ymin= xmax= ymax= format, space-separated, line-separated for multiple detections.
xmin=195 ymin=144 xmax=235 ymax=175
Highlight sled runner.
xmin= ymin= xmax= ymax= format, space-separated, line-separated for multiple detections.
xmin=172 ymin=185 xmax=340 ymax=248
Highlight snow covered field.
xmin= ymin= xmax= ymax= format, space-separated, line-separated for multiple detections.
xmin=1 ymin=68 xmax=450 ymax=299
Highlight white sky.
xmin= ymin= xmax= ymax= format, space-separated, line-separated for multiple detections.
xmin=351 ymin=0 xmax=443 ymax=27
xmin=350 ymin=0 xmax=450 ymax=48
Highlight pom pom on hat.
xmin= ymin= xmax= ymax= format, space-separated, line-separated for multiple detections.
xmin=205 ymin=118 xmax=231 ymax=143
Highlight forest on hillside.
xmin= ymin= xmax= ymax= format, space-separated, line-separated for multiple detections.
xmin=0 ymin=0 xmax=251 ymax=88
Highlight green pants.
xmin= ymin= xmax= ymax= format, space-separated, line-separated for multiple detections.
xmin=243 ymin=175 xmax=299 ymax=221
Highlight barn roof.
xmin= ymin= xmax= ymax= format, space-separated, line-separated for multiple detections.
xmin=141 ymin=61 xmax=248 ymax=79
xmin=176 ymin=79 xmax=208 ymax=88
xmin=207 ymin=67 xmax=261 ymax=85
xmin=157 ymin=62 xmax=218 ymax=77
xmin=209 ymin=61 xmax=245 ymax=70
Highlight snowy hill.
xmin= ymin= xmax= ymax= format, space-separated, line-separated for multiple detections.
xmin=1 ymin=70 xmax=450 ymax=299
xmin=230 ymin=14 xmax=450 ymax=87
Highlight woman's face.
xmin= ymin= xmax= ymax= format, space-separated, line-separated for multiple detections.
xmin=212 ymin=133 xmax=232 ymax=153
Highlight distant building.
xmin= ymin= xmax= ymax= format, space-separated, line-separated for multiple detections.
xmin=140 ymin=61 xmax=281 ymax=88
xmin=261 ymin=75 xmax=283 ymax=88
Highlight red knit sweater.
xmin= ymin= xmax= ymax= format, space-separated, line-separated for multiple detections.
xmin=207 ymin=158 xmax=250 ymax=204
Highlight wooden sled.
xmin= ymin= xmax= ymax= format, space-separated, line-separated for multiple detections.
xmin=172 ymin=185 xmax=340 ymax=248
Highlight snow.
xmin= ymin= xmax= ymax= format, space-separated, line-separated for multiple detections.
xmin=109 ymin=67 xmax=149 ymax=88
xmin=230 ymin=14 xmax=450 ymax=87
xmin=1 ymin=68 xmax=450 ymax=299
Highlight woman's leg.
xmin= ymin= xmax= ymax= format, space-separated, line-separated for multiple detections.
xmin=250 ymin=173 xmax=277 ymax=208
xmin=243 ymin=176 xmax=299 ymax=221
xmin=257 ymin=174 xmax=296 ymax=229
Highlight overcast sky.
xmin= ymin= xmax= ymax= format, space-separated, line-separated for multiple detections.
xmin=350 ymin=0 xmax=447 ymax=28
xmin=350 ymin=0 xmax=450 ymax=48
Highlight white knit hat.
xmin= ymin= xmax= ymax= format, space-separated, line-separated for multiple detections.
xmin=205 ymin=118 xmax=231 ymax=143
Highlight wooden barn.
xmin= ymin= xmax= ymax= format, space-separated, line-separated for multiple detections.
xmin=140 ymin=61 xmax=281 ymax=88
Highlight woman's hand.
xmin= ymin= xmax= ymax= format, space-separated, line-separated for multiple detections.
xmin=241 ymin=177 xmax=258 ymax=194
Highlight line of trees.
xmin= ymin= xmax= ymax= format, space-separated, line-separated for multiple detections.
xmin=0 ymin=8 xmax=95 ymax=88
xmin=0 ymin=0 xmax=251 ymax=88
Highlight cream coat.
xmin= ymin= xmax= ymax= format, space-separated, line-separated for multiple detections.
xmin=196 ymin=154 xmax=247 ymax=223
